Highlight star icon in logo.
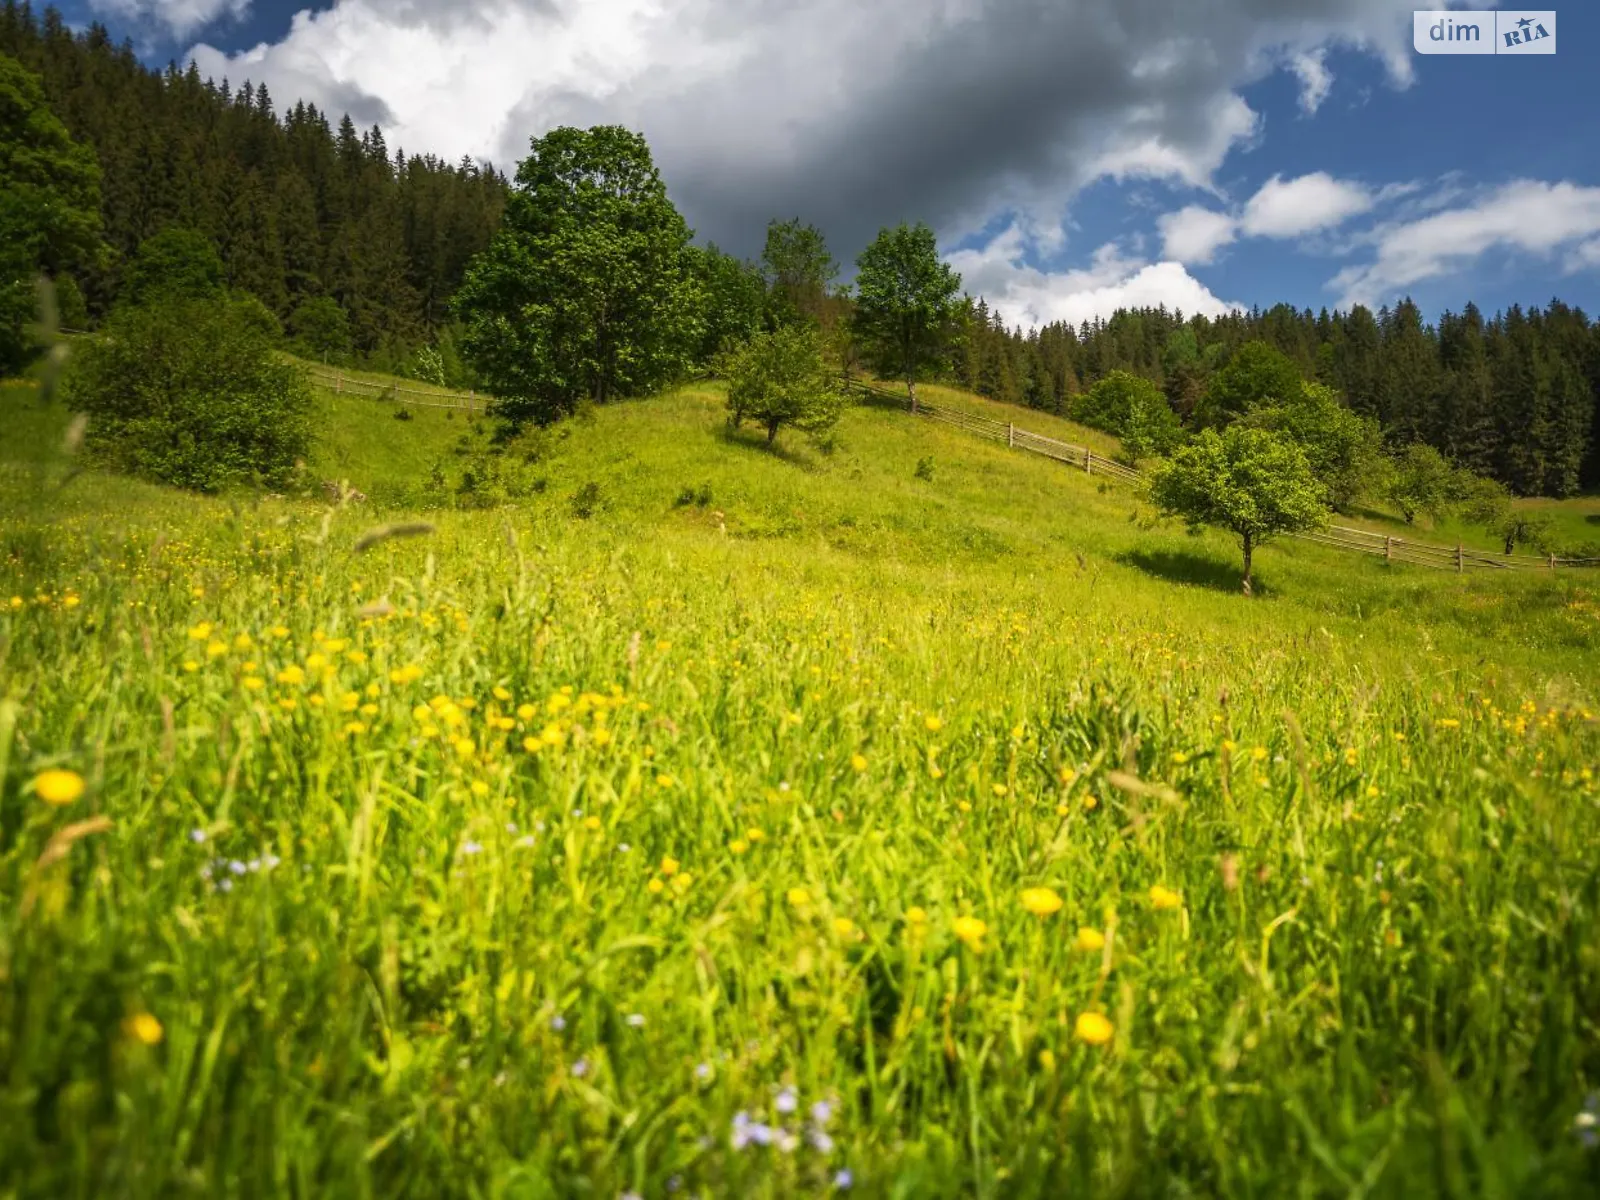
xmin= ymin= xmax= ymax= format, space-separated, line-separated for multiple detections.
xmin=1516 ymin=16 xmax=1533 ymax=31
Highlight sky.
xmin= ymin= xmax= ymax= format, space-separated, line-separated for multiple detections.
xmin=58 ymin=0 xmax=1600 ymax=330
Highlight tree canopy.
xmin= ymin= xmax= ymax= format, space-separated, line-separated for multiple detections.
xmin=1149 ymin=426 xmax=1330 ymax=595
xmin=725 ymin=324 xmax=842 ymax=445
xmin=453 ymin=126 xmax=704 ymax=425
xmin=852 ymin=223 xmax=962 ymax=407
xmin=0 ymin=49 xmax=101 ymax=371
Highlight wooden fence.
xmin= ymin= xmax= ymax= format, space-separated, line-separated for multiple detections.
xmin=306 ymin=367 xmax=486 ymax=413
xmin=848 ymin=379 xmax=1598 ymax=574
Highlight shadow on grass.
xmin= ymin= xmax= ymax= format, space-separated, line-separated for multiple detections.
xmin=1117 ymin=547 xmax=1266 ymax=596
xmin=716 ymin=423 xmax=816 ymax=469
xmin=1587 ymin=514 xmax=1600 ymax=526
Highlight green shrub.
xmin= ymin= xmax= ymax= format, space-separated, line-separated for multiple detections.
xmin=63 ymin=295 xmax=311 ymax=492
xmin=914 ymin=455 xmax=935 ymax=481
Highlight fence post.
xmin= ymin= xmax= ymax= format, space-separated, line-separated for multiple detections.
xmin=1008 ymin=423 xmax=1014 ymax=449
xmin=1456 ymin=543 xmax=1464 ymax=574
xmin=1385 ymin=535 xmax=1392 ymax=563
xmin=1085 ymin=450 xmax=1093 ymax=475
xmin=1548 ymin=553 xmax=1557 ymax=571
xmin=335 ymin=369 xmax=342 ymax=394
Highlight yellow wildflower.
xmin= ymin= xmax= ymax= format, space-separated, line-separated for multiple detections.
xmin=952 ymin=916 xmax=987 ymax=950
xmin=786 ymin=887 xmax=812 ymax=908
xmin=1149 ymin=885 xmax=1182 ymax=911
xmin=125 ymin=1012 xmax=164 ymax=1046
xmin=1075 ymin=1011 xmax=1113 ymax=1046
xmin=850 ymin=753 xmax=868 ymax=773
xmin=1019 ymin=887 xmax=1064 ymax=917
xmin=1074 ymin=927 xmax=1106 ymax=953
xmin=34 ymin=768 xmax=85 ymax=806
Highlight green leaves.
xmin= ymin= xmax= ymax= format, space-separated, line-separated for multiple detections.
xmin=852 ymin=224 xmax=962 ymax=393
xmin=453 ymin=127 xmax=704 ymax=425
xmin=1148 ymin=426 xmax=1329 ymax=592
xmin=724 ymin=325 xmax=843 ymax=446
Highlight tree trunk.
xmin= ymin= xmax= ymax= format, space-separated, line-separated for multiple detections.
xmin=906 ymin=338 xmax=917 ymax=412
xmin=766 ymin=420 xmax=780 ymax=446
xmin=1241 ymin=533 xmax=1254 ymax=597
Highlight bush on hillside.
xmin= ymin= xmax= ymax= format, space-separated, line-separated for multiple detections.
xmin=1071 ymin=369 xmax=1184 ymax=463
xmin=64 ymin=294 xmax=311 ymax=492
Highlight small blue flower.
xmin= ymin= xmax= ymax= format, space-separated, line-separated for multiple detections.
xmin=811 ymin=1099 xmax=833 ymax=1125
xmin=775 ymin=1086 xmax=797 ymax=1114
xmin=189 ymin=829 xmax=207 ymax=844
xmin=695 ymin=1062 xmax=712 ymax=1081
xmin=833 ymin=1168 xmax=854 ymax=1189
xmin=571 ymin=1058 xmax=589 ymax=1078
xmin=626 ymin=1013 xmax=645 ymax=1028
xmin=550 ymin=1015 xmax=567 ymax=1031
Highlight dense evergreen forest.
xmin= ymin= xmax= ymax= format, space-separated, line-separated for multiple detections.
xmin=0 ymin=1 xmax=508 ymax=368
xmin=953 ymin=297 xmax=1600 ymax=496
xmin=2 ymin=2 xmax=1597 ymax=495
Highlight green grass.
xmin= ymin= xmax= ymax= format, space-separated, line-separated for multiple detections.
xmin=2 ymin=372 xmax=1600 ymax=1198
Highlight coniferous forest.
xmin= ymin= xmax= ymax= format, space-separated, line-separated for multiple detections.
xmin=2 ymin=1 xmax=1598 ymax=495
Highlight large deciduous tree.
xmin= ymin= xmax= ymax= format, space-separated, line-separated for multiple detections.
xmin=0 ymin=51 xmax=102 ymax=373
xmin=762 ymin=217 xmax=836 ymax=329
xmin=852 ymin=223 xmax=962 ymax=409
xmin=1149 ymin=426 xmax=1329 ymax=596
xmin=453 ymin=126 xmax=703 ymax=425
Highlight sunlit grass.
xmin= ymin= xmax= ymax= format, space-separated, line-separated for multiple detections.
xmin=2 ymin=372 xmax=1599 ymax=1197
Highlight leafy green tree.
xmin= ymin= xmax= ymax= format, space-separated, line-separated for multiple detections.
xmin=0 ymin=50 xmax=102 ymax=373
xmin=1241 ymin=381 xmax=1383 ymax=511
xmin=1385 ymin=442 xmax=1453 ymax=525
xmin=1496 ymin=511 xmax=1554 ymax=557
xmin=725 ymin=324 xmax=842 ymax=446
xmin=852 ymin=223 xmax=962 ymax=409
xmin=762 ymin=217 xmax=836 ymax=328
xmin=63 ymin=295 xmax=311 ymax=492
xmin=453 ymin=126 xmax=703 ymax=425
xmin=1148 ymin=426 xmax=1329 ymax=595
xmin=121 ymin=228 xmax=225 ymax=308
xmin=688 ymin=243 xmax=766 ymax=365
xmin=1193 ymin=341 xmax=1304 ymax=429
xmin=1072 ymin=369 xmax=1183 ymax=461
xmin=289 ymin=295 xmax=353 ymax=362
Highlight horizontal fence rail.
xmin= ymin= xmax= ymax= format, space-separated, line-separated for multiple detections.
xmin=848 ymin=379 xmax=1597 ymax=574
xmin=306 ymin=367 xmax=485 ymax=412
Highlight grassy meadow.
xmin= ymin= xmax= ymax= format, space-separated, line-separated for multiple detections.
xmin=3 ymin=370 xmax=1600 ymax=1197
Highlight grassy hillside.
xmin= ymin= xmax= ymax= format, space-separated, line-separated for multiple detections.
xmin=2 ymin=371 xmax=1600 ymax=1197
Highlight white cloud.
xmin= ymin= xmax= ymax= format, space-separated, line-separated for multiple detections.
xmin=91 ymin=0 xmax=249 ymax=39
xmin=185 ymin=0 xmax=1432 ymax=260
xmin=1154 ymin=171 xmax=1375 ymax=264
xmin=945 ymin=225 xmax=1242 ymax=329
xmin=1289 ymin=50 xmax=1333 ymax=114
xmin=1158 ymin=205 xmax=1238 ymax=264
xmin=1241 ymin=171 xmax=1375 ymax=238
xmin=1331 ymin=180 xmax=1600 ymax=306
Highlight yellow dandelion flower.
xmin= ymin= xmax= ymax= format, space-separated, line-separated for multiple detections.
xmin=453 ymin=737 xmax=475 ymax=760
xmin=656 ymin=774 xmax=676 ymax=789
xmin=730 ymin=838 xmax=750 ymax=855
xmin=924 ymin=715 xmax=943 ymax=733
xmin=125 ymin=1012 xmax=164 ymax=1046
xmin=992 ymin=783 xmax=1008 ymax=797
xmin=33 ymin=768 xmax=85 ymax=806
xmin=470 ymin=780 xmax=490 ymax=798
xmin=905 ymin=906 xmax=928 ymax=924
xmin=1038 ymin=1049 xmax=1057 ymax=1071
xmin=746 ymin=828 xmax=766 ymax=843
xmin=1251 ymin=746 xmax=1269 ymax=762
xmin=1075 ymin=1011 xmax=1113 ymax=1046
xmin=1082 ymin=794 xmax=1099 ymax=811
xmin=583 ymin=816 xmax=602 ymax=831
xmin=276 ymin=665 xmax=305 ymax=687
xmin=953 ymin=916 xmax=987 ymax=950
xmin=671 ymin=872 xmax=694 ymax=895
xmin=242 ymin=676 xmax=265 ymax=691
xmin=523 ymin=737 xmax=540 ymax=753
xmin=786 ymin=887 xmax=812 ymax=908
xmin=1149 ymin=885 xmax=1182 ymax=911
xmin=832 ymin=917 xmax=859 ymax=939
xmin=1074 ymin=927 xmax=1106 ymax=953
xmin=592 ymin=728 xmax=613 ymax=747
xmin=493 ymin=686 xmax=513 ymax=702
xmin=850 ymin=753 xmax=868 ymax=773
xmin=1057 ymin=766 xmax=1078 ymax=786
xmin=187 ymin=622 xmax=213 ymax=641
xmin=516 ymin=703 xmax=537 ymax=721
xmin=660 ymin=856 xmax=680 ymax=877
xmin=1344 ymin=748 xmax=1358 ymax=766
xmin=1019 ymin=887 xmax=1064 ymax=917
xmin=1171 ymin=751 xmax=1189 ymax=765
xmin=647 ymin=878 xmax=665 ymax=894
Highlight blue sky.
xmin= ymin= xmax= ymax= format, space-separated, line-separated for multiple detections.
xmin=61 ymin=1 xmax=1600 ymax=328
